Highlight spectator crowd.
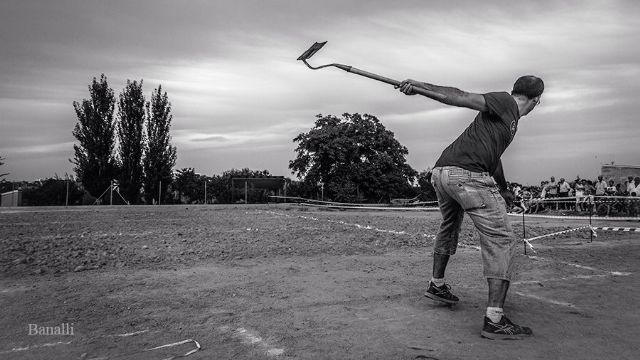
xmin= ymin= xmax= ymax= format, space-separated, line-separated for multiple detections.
xmin=508 ymin=175 xmax=640 ymax=217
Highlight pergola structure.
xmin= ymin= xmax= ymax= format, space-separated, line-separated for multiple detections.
xmin=230 ymin=176 xmax=287 ymax=203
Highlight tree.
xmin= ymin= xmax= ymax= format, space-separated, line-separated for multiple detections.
xmin=289 ymin=113 xmax=417 ymax=203
xmin=71 ymin=74 xmax=118 ymax=198
xmin=142 ymin=85 xmax=177 ymax=204
xmin=208 ymin=168 xmax=272 ymax=204
xmin=173 ymin=168 xmax=209 ymax=204
xmin=117 ymin=80 xmax=146 ymax=204
xmin=417 ymin=169 xmax=437 ymax=201
xmin=0 ymin=155 xmax=8 ymax=180
xmin=21 ymin=178 xmax=84 ymax=206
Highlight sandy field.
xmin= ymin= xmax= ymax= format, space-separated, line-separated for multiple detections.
xmin=1 ymin=205 xmax=638 ymax=359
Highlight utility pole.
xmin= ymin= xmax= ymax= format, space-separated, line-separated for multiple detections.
xmin=65 ymin=177 xmax=69 ymax=207
xmin=158 ymin=180 xmax=162 ymax=205
xmin=204 ymin=180 xmax=207 ymax=204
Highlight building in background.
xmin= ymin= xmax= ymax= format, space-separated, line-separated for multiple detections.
xmin=1 ymin=189 xmax=22 ymax=207
xmin=601 ymin=164 xmax=640 ymax=185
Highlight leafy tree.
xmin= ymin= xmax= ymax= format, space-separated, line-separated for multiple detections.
xmin=416 ymin=170 xmax=437 ymax=201
xmin=173 ymin=168 xmax=209 ymax=204
xmin=290 ymin=113 xmax=417 ymax=203
xmin=117 ymin=80 xmax=146 ymax=204
xmin=0 ymin=155 xmax=8 ymax=180
xmin=142 ymin=85 xmax=177 ymax=204
xmin=71 ymin=74 xmax=118 ymax=198
xmin=21 ymin=178 xmax=84 ymax=206
xmin=209 ymin=168 xmax=272 ymax=203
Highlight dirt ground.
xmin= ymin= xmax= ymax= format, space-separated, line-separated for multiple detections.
xmin=1 ymin=205 xmax=639 ymax=360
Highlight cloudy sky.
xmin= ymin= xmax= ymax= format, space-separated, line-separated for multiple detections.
xmin=1 ymin=0 xmax=638 ymax=185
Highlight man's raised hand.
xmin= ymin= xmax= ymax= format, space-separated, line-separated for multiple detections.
xmin=395 ymin=79 xmax=422 ymax=95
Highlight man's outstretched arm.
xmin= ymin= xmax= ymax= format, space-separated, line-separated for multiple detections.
xmin=396 ymin=79 xmax=488 ymax=112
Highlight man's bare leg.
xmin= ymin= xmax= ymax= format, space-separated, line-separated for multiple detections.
xmin=487 ymin=278 xmax=509 ymax=307
xmin=432 ymin=253 xmax=450 ymax=278
xmin=425 ymin=253 xmax=459 ymax=304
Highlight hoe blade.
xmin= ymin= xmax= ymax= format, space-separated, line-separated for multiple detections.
xmin=297 ymin=41 xmax=327 ymax=61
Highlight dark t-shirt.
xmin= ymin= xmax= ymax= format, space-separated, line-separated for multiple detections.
xmin=434 ymin=92 xmax=520 ymax=174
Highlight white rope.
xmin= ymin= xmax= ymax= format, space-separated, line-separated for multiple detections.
xmin=524 ymin=225 xmax=594 ymax=243
xmin=269 ymin=195 xmax=439 ymax=206
xmin=523 ymin=195 xmax=640 ymax=203
xmin=508 ymin=213 xmax=640 ymax=221
xmin=298 ymin=202 xmax=439 ymax=211
xmin=592 ymin=226 xmax=640 ymax=232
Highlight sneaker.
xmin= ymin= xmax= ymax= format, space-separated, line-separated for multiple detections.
xmin=481 ymin=316 xmax=533 ymax=340
xmin=424 ymin=282 xmax=459 ymax=304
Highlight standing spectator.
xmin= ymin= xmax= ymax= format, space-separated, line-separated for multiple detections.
xmin=512 ymin=183 xmax=522 ymax=200
xmin=545 ymin=176 xmax=558 ymax=210
xmin=599 ymin=180 xmax=620 ymax=216
xmin=584 ymin=180 xmax=596 ymax=213
xmin=595 ymin=175 xmax=607 ymax=196
xmin=626 ymin=176 xmax=635 ymax=195
xmin=558 ymin=178 xmax=571 ymax=210
xmin=628 ymin=177 xmax=640 ymax=216
xmin=574 ymin=179 xmax=586 ymax=212
xmin=545 ymin=176 xmax=558 ymax=197
xmin=606 ymin=179 xmax=617 ymax=195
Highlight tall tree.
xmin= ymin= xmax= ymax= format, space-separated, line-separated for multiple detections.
xmin=142 ymin=85 xmax=177 ymax=204
xmin=71 ymin=74 xmax=118 ymax=198
xmin=289 ymin=113 xmax=417 ymax=203
xmin=117 ymin=80 xmax=146 ymax=204
xmin=0 ymin=155 xmax=8 ymax=180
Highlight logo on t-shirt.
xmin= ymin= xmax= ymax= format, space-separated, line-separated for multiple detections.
xmin=510 ymin=120 xmax=517 ymax=138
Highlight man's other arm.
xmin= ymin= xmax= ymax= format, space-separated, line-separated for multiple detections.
xmin=493 ymin=160 xmax=514 ymax=205
xmin=492 ymin=160 xmax=509 ymax=192
xmin=396 ymin=79 xmax=489 ymax=112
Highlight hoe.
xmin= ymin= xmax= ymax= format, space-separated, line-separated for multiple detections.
xmin=297 ymin=41 xmax=442 ymax=99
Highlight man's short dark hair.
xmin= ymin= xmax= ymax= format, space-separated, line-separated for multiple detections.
xmin=511 ymin=75 xmax=544 ymax=99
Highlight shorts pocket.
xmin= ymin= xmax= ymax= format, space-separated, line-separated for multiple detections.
xmin=454 ymin=181 xmax=488 ymax=211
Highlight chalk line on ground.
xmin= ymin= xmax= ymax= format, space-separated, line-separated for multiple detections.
xmin=218 ymin=326 xmax=284 ymax=357
xmin=0 ymin=341 xmax=73 ymax=354
xmin=514 ymin=291 xmax=575 ymax=307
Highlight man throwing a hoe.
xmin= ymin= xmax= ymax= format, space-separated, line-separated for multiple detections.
xmin=397 ymin=75 xmax=544 ymax=339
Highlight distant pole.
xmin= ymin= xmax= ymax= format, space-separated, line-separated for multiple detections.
xmin=158 ymin=180 xmax=162 ymax=205
xmin=204 ymin=181 xmax=207 ymax=204
xmin=589 ymin=197 xmax=593 ymax=242
xmin=65 ymin=179 xmax=69 ymax=207
xmin=522 ymin=210 xmax=526 ymax=255
xmin=244 ymin=181 xmax=248 ymax=204
xmin=283 ymin=181 xmax=287 ymax=202
xmin=110 ymin=180 xmax=113 ymax=205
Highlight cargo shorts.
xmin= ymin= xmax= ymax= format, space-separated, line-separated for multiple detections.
xmin=430 ymin=166 xmax=519 ymax=281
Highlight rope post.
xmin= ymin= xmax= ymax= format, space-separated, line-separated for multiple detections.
xmin=522 ymin=210 xmax=527 ymax=255
xmin=589 ymin=197 xmax=593 ymax=243
xmin=65 ymin=179 xmax=69 ymax=207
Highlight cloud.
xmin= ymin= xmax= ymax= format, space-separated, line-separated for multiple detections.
xmin=1 ymin=0 xmax=640 ymax=183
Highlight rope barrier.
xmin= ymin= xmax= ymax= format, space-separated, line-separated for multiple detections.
xmin=269 ymin=195 xmax=439 ymax=207
xmin=508 ymin=213 xmax=640 ymax=221
xmin=522 ymin=195 xmax=640 ymax=202
xmin=298 ymin=202 xmax=439 ymax=211
xmin=592 ymin=226 xmax=640 ymax=232
xmin=524 ymin=226 xmax=594 ymax=243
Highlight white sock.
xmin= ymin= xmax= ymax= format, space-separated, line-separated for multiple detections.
xmin=431 ymin=277 xmax=445 ymax=287
xmin=486 ymin=307 xmax=503 ymax=323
